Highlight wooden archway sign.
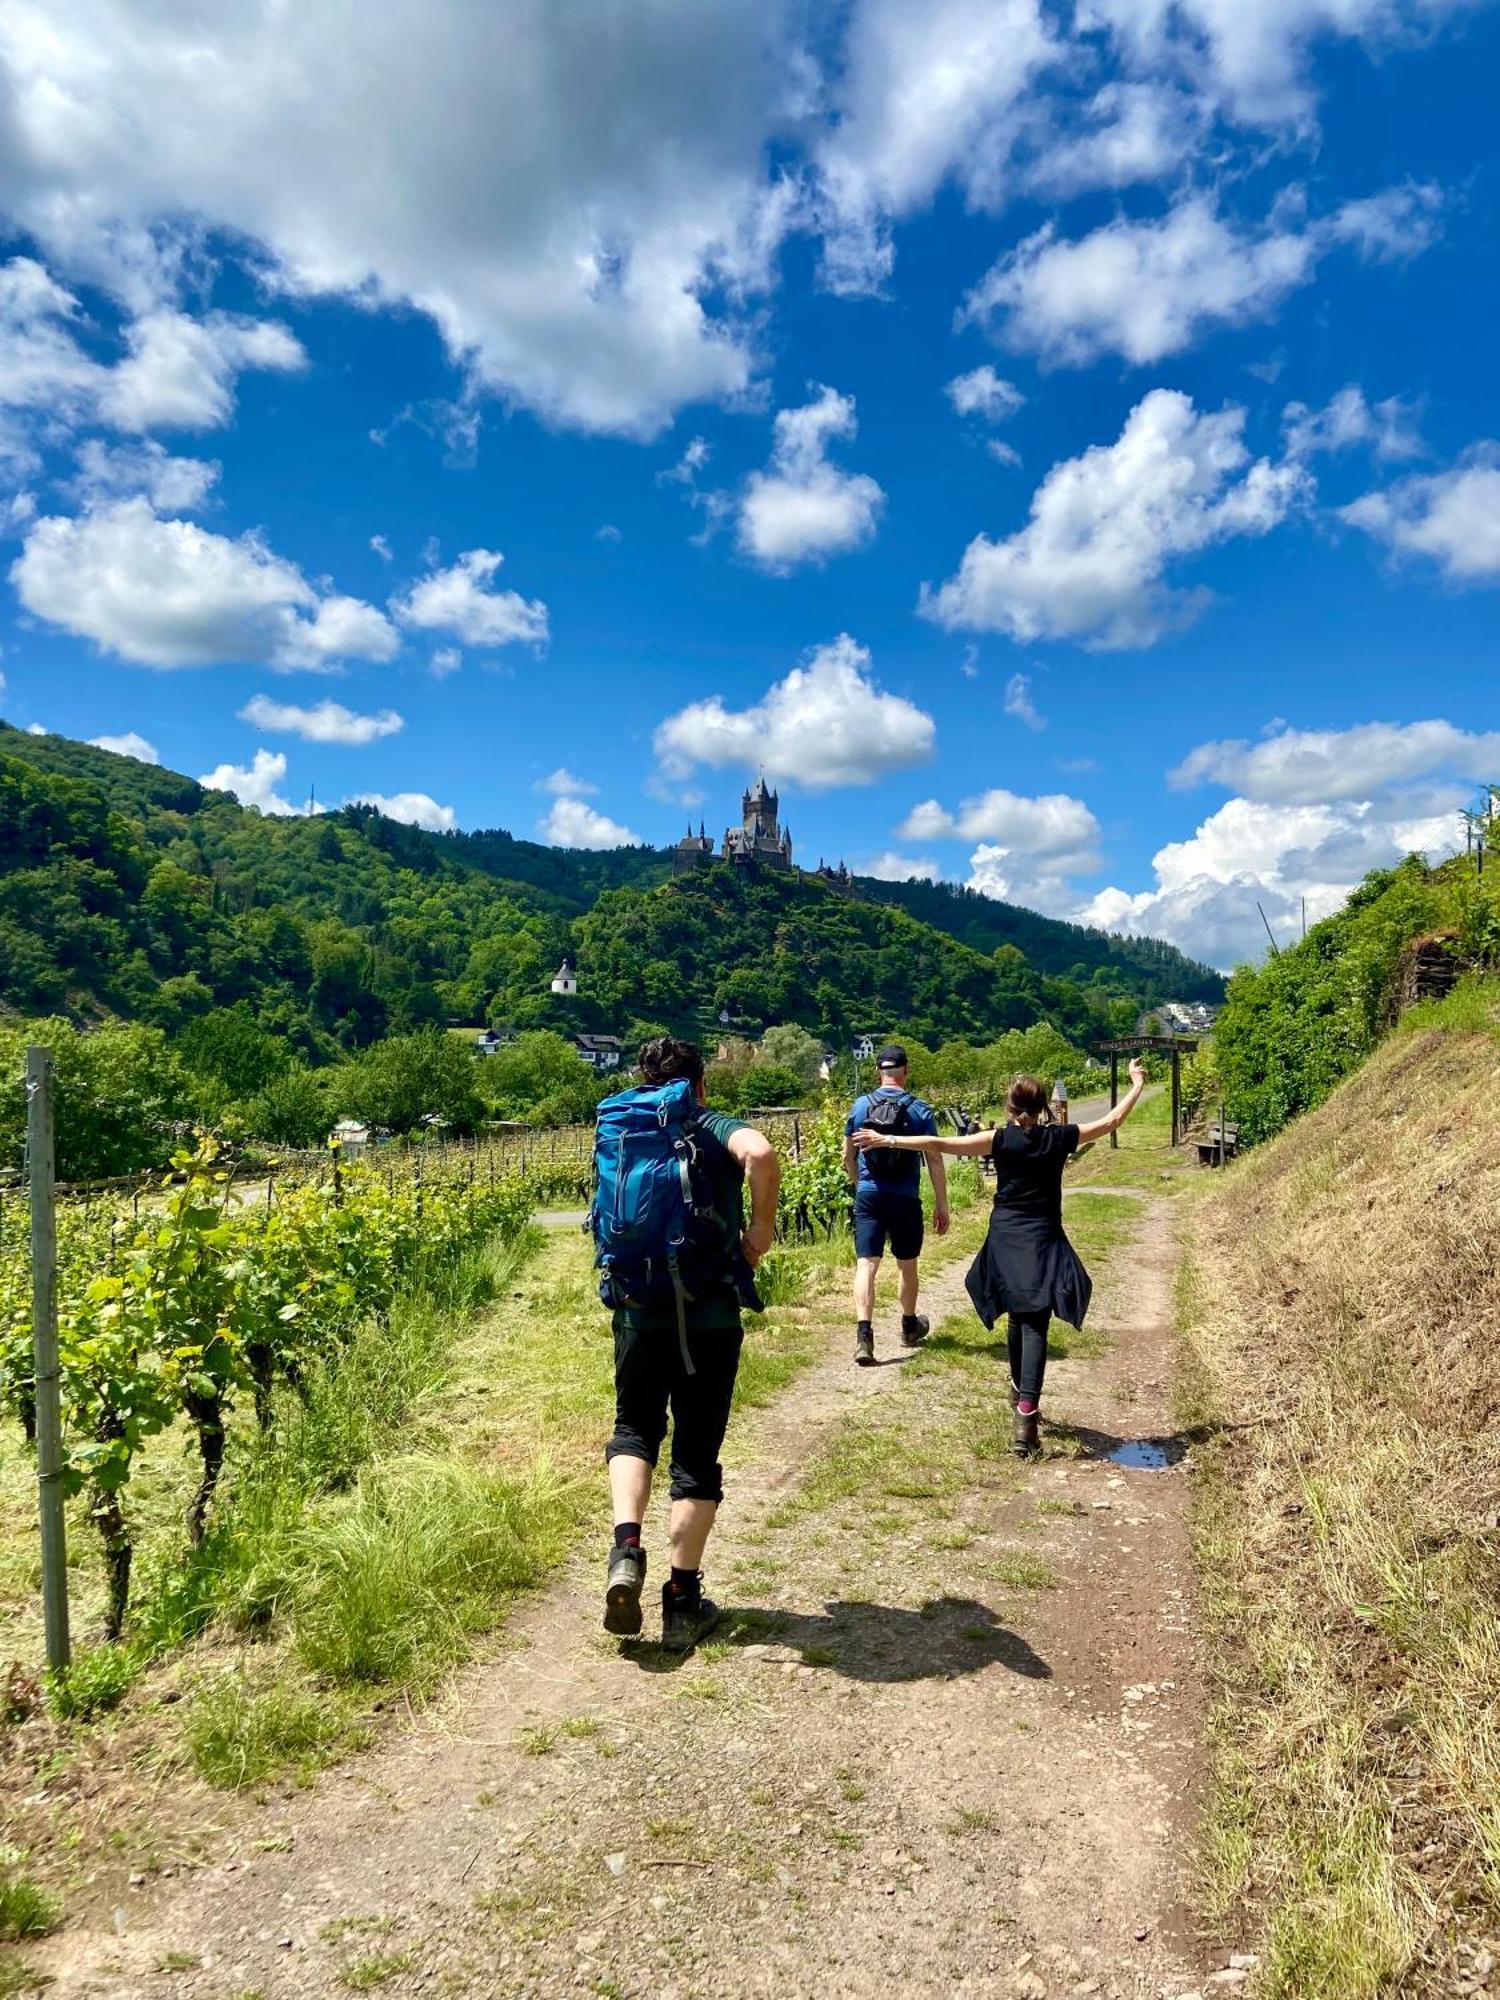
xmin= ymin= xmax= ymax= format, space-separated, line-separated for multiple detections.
xmin=1092 ymin=1035 xmax=1199 ymax=1149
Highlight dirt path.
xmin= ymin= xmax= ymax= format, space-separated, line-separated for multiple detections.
xmin=38 ymin=1189 xmax=1234 ymax=2000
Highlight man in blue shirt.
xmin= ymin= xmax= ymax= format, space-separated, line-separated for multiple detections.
xmin=842 ymin=1044 xmax=948 ymax=1366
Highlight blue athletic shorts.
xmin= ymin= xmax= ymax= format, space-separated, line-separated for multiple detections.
xmin=853 ymin=1187 xmax=925 ymax=1261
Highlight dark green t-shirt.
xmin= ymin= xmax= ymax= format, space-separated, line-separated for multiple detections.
xmin=613 ymin=1108 xmax=749 ymax=1335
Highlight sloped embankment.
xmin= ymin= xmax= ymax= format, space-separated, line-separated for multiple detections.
xmin=1184 ymin=992 xmax=1500 ymax=1998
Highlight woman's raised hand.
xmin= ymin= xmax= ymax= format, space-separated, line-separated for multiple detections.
xmin=1128 ymin=1056 xmax=1147 ymax=1088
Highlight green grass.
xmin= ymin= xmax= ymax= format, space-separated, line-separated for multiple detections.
xmin=321 ymin=1916 xmax=397 ymax=1944
xmin=1067 ymin=1090 xmax=1196 ymax=1194
xmin=0 ymin=1956 xmax=43 ymax=1999
xmin=290 ymin=1455 xmax=569 ymax=1691
xmin=339 ymin=1952 xmax=417 ymax=1990
xmin=1395 ymin=972 xmax=1500 ymax=1041
xmin=0 ymin=1866 xmax=60 ymax=1944
xmin=182 ymin=1663 xmax=356 ymax=1789
xmin=986 ymin=1552 xmax=1059 ymax=1591
xmin=45 ymin=1640 xmax=143 ymax=1721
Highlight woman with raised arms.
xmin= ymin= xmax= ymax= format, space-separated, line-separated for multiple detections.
xmin=852 ymin=1060 xmax=1148 ymax=1457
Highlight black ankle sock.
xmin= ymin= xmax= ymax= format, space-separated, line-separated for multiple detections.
xmin=613 ymin=1521 xmax=642 ymax=1550
xmin=902 ymin=1313 xmax=923 ymax=1330
xmin=669 ymin=1566 xmax=701 ymax=1602
xmin=856 ymin=1319 xmax=873 ymax=1336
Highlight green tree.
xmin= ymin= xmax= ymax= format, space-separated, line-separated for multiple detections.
xmin=243 ymin=1065 xmax=333 ymax=1148
xmin=338 ymin=1029 xmax=483 ymax=1136
xmin=757 ymin=1023 xmax=827 ymax=1088
xmin=0 ymin=1018 xmax=190 ymax=1180
xmin=475 ymin=1030 xmax=606 ymax=1124
xmin=735 ymin=1063 xmax=805 ymax=1110
xmin=176 ymin=1004 xmax=292 ymax=1098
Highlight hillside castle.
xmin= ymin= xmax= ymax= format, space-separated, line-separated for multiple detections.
xmin=673 ymin=776 xmax=853 ymax=893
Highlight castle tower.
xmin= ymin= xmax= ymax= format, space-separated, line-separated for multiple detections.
xmin=724 ymin=774 xmax=791 ymax=869
xmin=672 ymin=819 xmax=714 ymax=873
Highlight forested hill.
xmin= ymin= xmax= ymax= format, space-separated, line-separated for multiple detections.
xmin=575 ymin=864 xmax=1152 ymax=1047
xmin=1 ymin=724 xmax=1217 ymax=1050
xmin=856 ymin=873 xmax=1222 ymax=1002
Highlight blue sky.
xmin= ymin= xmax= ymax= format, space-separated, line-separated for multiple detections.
xmin=2 ymin=0 xmax=1498 ymax=968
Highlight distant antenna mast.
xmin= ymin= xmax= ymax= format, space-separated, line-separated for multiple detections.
xmin=1301 ymin=896 xmax=1306 ymax=940
xmin=1256 ymin=900 xmax=1281 ymax=957
xmin=308 ymin=781 xmax=317 ymax=817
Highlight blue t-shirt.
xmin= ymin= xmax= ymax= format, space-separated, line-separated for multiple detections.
xmin=846 ymin=1087 xmax=937 ymax=1194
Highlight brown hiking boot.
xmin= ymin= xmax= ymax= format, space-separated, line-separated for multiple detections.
xmin=1013 ymin=1408 xmax=1040 ymax=1458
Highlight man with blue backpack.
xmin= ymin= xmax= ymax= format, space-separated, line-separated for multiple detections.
xmin=592 ymin=1036 xmax=780 ymax=1651
xmin=842 ymin=1043 xmax=948 ymax=1366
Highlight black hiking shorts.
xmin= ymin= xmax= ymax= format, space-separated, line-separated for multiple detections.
xmin=605 ymin=1300 xmax=744 ymax=1505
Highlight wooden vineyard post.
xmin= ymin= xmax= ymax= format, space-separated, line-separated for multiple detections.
xmin=1109 ymin=1051 xmax=1120 ymax=1150
xmin=1170 ymin=1045 xmax=1182 ymax=1149
xmin=26 ymin=1047 xmax=71 ymax=1672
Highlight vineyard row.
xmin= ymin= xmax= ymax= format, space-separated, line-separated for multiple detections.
xmin=0 ymin=1107 xmax=855 ymax=1647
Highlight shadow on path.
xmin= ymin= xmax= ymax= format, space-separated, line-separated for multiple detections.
xmin=622 ymin=1595 xmax=1050 ymax=1682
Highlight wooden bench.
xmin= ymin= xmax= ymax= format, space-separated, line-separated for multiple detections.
xmin=1197 ymin=1123 xmax=1240 ymax=1166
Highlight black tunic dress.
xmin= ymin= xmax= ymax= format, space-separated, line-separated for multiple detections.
xmin=964 ymin=1122 xmax=1093 ymax=1330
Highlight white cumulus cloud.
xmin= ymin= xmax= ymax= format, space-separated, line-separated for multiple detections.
xmin=1282 ymin=385 xmax=1423 ymax=463
xmin=814 ymin=0 xmax=1059 ymax=294
xmin=346 ymin=791 xmax=457 ymax=832
xmin=654 ymin=633 xmax=934 ymax=792
xmin=1171 ymin=720 xmax=1500 ymax=805
xmin=69 ymin=438 xmax=220 ymax=512
xmin=964 ymin=186 xmax=1440 ymax=369
xmin=88 ymin=729 xmax=158 ymax=763
xmin=97 ymin=310 xmax=305 ymax=432
xmin=238 ymin=695 xmax=404 ymax=746
xmin=1077 ymin=792 xmax=1462 ymax=969
xmin=0 ymin=258 xmax=306 ymax=457
xmin=539 ymin=795 xmax=641 ymax=849
xmin=900 ymin=786 xmax=1099 ymax=857
xmin=898 ymin=782 xmax=1101 ymax=912
xmin=1024 ymin=80 xmax=1203 ymax=197
xmin=1082 ymin=0 xmax=1471 ymax=126
xmin=10 ymin=499 xmax=399 ymax=670
xmin=860 ymin=851 xmax=941 ymax=882
xmin=737 ymin=386 xmax=885 ymax=573
xmin=0 ymin=1 xmax=802 ymax=439
xmin=1003 ymin=672 xmax=1045 ymax=731
xmin=199 ymin=747 xmax=303 ymax=815
xmin=1341 ymin=448 xmax=1500 ymax=583
xmin=1081 ymin=709 xmax=1488 ymax=965
xmin=0 ymin=258 xmax=107 ymax=423
xmin=392 ymin=548 xmax=549 ymax=648
xmin=923 ymin=389 xmax=1308 ymax=649
xmin=946 ymin=365 xmax=1024 ymax=425
xmin=536 ymin=767 xmax=599 ymax=797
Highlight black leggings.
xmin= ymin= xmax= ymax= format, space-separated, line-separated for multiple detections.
xmin=1007 ymin=1310 xmax=1051 ymax=1405
xmin=606 ymin=1308 xmax=743 ymax=1504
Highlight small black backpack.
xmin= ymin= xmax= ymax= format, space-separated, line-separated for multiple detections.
xmin=861 ymin=1090 xmax=915 ymax=1180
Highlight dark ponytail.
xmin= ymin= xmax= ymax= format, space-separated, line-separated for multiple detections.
xmin=1006 ymin=1075 xmax=1051 ymax=1125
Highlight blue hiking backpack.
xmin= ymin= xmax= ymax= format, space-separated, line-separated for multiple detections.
xmin=589 ymin=1078 xmax=724 ymax=1374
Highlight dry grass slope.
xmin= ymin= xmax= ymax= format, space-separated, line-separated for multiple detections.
xmin=1184 ymin=988 xmax=1500 ymax=1998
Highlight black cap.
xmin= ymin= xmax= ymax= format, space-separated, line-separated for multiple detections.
xmin=876 ymin=1044 xmax=908 ymax=1070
